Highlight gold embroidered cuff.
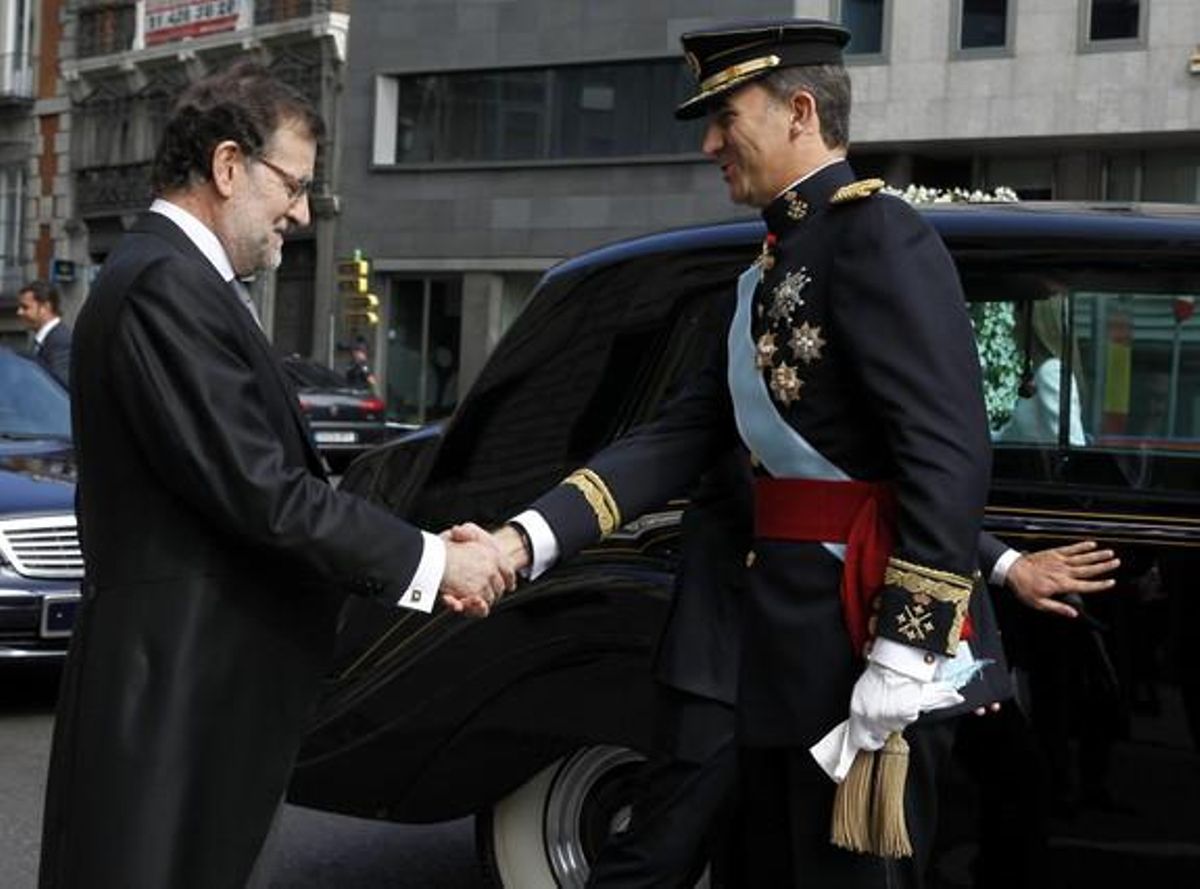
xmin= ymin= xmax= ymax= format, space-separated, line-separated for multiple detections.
xmin=563 ymin=468 xmax=622 ymax=537
xmin=882 ymin=557 xmax=973 ymax=652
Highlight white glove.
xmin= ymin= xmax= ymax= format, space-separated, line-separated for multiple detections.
xmin=811 ymin=661 xmax=965 ymax=782
xmin=848 ymin=660 xmax=964 ymax=751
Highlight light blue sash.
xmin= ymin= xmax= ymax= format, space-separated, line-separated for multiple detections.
xmin=727 ymin=265 xmax=846 ymax=558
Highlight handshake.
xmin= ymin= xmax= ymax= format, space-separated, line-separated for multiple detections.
xmin=437 ymin=522 xmax=532 ymax=618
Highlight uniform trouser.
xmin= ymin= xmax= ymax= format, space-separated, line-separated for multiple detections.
xmin=586 ymin=741 xmax=740 ymax=889
xmin=739 ymin=720 xmax=956 ymax=889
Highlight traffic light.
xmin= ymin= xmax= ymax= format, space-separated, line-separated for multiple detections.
xmin=338 ymin=249 xmax=379 ymax=326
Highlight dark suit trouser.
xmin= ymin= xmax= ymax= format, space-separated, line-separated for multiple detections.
xmin=739 ymin=720 xmax=955 ymax=889
xmin=586 ymin=742 xmax=739 ymax=889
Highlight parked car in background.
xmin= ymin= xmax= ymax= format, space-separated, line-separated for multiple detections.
xmin=280 ymin=354 xmax=390 ymax=473
xmin=290 ymin=202 xmax=1200 ymax=888
xmin=0 ymin=349 xmax=81 ymax=659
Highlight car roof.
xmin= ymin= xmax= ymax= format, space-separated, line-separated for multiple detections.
xmin=541 ymin=200 xmax=1200 ymax=287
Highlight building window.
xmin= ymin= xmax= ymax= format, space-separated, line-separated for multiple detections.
xmin=1082 ymin=0 xmax=1145 ymax=48
xmin=958 ymin=0 xmax=1010 ymax=51
xmin=1102 ymin=150 xmax=1200 ymax=203
xmin=1 ymin=0 xmax=34 ymax=98
xmin=0 ymin=163 xmax=25 ymax=296
xmin=838 ymin=0 xmax=887 ymax=58
xmin=386 ymin=276 xmax=462 ymax=424
xmin=380 ymin=59 xmax=703 ymax=165
xmin=77 ymin=2 xmax=137 ymax=59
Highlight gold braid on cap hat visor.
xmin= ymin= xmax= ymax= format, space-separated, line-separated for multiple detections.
xmin=698 ymin=54 xmax=782 ymax=96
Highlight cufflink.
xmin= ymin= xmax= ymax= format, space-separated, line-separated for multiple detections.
xmin=412 ymin=589 xmax=422 ymax=602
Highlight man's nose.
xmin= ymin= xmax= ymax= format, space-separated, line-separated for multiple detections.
xmin=288 ymin=194 xmax=312 ymax=227
xmin=701 ymin=123 xmax=722 ymax=157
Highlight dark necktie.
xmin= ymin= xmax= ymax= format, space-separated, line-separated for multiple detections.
xmin=229 ymin=278 xmax=262 ymax=329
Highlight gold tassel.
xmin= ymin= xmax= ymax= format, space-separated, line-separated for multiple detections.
xmin=830 ymin=749 xmax=876 ymax=853
xmin=871 ymin=731 xmax=914 ymax=858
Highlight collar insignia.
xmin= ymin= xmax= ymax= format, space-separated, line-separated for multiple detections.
xmin=784 ymin=190 xmax=809 ymax=221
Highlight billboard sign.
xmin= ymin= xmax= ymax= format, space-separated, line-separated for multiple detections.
xmin=145 ymin=1 xmax=243 ymax=46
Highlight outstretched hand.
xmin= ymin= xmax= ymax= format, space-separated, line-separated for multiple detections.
xmin=438 ymin=522 xmax=517 ymax=618
xmin=1006 ymin=540 xmax=1120 ymax=619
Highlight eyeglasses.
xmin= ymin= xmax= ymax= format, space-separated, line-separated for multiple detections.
xmin=254 ymin=156 xmax=313 ymax=203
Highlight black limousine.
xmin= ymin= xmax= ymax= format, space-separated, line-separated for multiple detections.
xmin=290 ymin=202 xmax=1200 ymax=889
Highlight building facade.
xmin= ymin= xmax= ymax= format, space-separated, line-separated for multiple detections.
xmin=0 ymin=0 xmax=43 ymax=349
xmin=341 ymin=0 xmax=1199 ymax=424
xmin=53 ymin=0 xmax=351 ymax=360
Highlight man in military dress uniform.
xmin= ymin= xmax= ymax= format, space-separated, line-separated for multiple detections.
xmin=478 ymin=19 xmax=1011 ymax=887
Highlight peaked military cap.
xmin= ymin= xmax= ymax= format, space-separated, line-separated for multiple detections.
xmin=675 ymin=19 xmax=851 ymax=120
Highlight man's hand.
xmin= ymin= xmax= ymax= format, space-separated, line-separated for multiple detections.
xmin=847 ymin=661 xmax=963 ymax=753
xmin=1006 ymin=540 xmax=1119 ymax=619
xmin=439 ymin=522 xmax=517 ymax=618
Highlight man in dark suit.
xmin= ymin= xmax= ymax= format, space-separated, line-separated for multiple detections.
xmin=37 ymin=62 xmax=514 ymax=889
xmin=16 ymin=280 xmax=72 ymax=386
xmin=474 ymin=18 xmax=1043 ymax=888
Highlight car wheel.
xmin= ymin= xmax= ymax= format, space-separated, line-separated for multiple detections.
xmin=477 ymin=745 xmax=712 ymax=889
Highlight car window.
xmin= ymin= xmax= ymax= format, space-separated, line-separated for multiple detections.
xmin=966 ymin=267 xmax=1200 ymax=454
xmin=0 ymin=350 xmax=72 ymax=439
xmin=1073 ymin=291 xmax=1199 ymax=454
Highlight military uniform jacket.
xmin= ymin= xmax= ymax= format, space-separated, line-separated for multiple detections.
xmin=531 ymin=161 xmax=992 ymax=748
xmin=40 ymin=212 xmax=428 ymax=889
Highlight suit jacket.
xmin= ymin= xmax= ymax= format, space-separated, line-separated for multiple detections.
xmin=35 ymin=320 xmax=72 ymax=387
xmin=39 ymin=212 xmax=429 ymax=889
xmin=531 ymin=162 xmax=992 ymax=748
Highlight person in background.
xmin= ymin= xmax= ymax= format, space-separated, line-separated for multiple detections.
xmin=345 ymin=341 xmax=377 ymax=391
xmin=16 ymin=280 xmax=72 ymax=386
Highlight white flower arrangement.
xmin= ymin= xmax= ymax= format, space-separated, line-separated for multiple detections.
xmin=889 ymin=184 xmax=1022 ymax=429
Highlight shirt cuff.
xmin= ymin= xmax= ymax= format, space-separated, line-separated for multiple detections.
xmin=512 ymin=509 xmax=559 ymax=581
xmin=396 ymin=531 xmax=444 ymax=613
xmin=869 ymin=637 xmax=944 ymax=682
xmin=991 ymin=547 xmax=1022 ymax=587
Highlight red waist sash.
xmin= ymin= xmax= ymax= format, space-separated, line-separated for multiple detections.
xmin=753 ymin=477 xmax=971 ymax=655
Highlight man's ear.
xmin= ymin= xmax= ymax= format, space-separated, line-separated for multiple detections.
xmin=210 ymin=140 xmax=243 ymax=198
xmin=789 ymin=90 xmax=818 ymax=138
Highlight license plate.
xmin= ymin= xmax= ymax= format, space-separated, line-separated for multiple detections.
xmin=41 ymin=593 xmax=80 ymax=639
xmin=315 ymin=430 xmax=358 ymax=444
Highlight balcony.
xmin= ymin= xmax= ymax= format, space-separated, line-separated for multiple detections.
xmin=0 ymin=54 xmax=35 ymax=104
xmin=75 ymin=162 xmax=153 ymax=218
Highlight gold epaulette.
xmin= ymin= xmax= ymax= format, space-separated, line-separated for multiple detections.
xmin=829 ymin=178 xmax=886 ymax=205
xmin=563 ymin=468 xmax=621 ymax=536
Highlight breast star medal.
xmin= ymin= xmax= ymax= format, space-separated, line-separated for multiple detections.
xmin=769 ymin=362 xmax=803 ymax=405
xmin=768 ymin=268 xmax=812 ymax=324
xmin=789 ymin=322 xmax=826 ymax=364
xmin=755 ymin=331 xmax=778 ymax=369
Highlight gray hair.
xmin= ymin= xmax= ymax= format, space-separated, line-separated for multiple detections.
xmin=760 ymin=64 xmax=852 ymax=150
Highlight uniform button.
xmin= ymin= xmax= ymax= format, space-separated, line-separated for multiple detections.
xmin=745 ymin=550 xmax=756 ymax=568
